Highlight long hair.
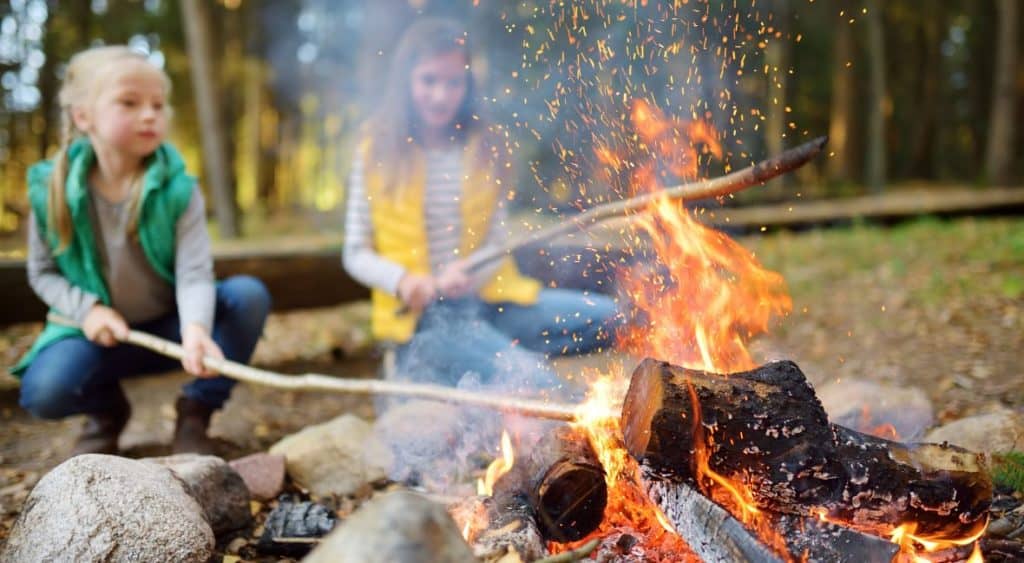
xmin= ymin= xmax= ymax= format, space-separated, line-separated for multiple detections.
xmin=365 ymin=18 xmax=485 ymax=195
xmin=47 ymin=46 xmax=171 ymax=252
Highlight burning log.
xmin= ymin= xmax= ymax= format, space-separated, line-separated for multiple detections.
xmin=642 ymin=469 xmax=901 ymax=563
xmin=449 ymin=495 xmax=547 ymax=561
xmin=492 ymin=425 xmax=608 ymax=543
xmin=621 ymin=359 xmax=992 ymax=539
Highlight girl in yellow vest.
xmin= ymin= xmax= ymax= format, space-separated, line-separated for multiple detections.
xmin=343 ymin=19 xmax=622 ymax=393
xmin=15 ymin=46 xmax=270 ymax=456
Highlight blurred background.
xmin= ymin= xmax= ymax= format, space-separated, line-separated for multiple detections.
xmin=0 ymin=0 xmax=1020 ymax=244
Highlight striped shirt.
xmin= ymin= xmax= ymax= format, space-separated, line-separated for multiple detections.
xmin=342 ymin=145 xmax=506 ymax=294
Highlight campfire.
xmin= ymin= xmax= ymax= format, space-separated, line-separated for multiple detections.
xmin=451 ymin=102 xmax=992 ymax=563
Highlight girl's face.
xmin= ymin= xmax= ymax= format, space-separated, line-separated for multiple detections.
xmin=75 ymin=60 xmax=168 ymax=160
xmin=409 ymin=50 xmax=468 ymax=134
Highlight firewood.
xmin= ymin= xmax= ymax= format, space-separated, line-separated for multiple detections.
xmin=621 ymin=358 xmax=991 ymax=539
xmin=456 ymin=495 xmax=548 ymax=561
xmin=641 ymin=462 xmax=901 ymax=562
xmin=492 ymin=425 xmax=608 ymax=543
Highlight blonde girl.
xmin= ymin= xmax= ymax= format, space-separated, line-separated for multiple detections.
xmin=14 ymin=46 xmax=270 ymax=456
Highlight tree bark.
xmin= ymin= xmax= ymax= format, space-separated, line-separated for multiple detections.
xmin=827 ymin=0 xmax=855 ymax=184
xmin=984 ymin=0 xmax=1019 ymax=186
xmin=179 ymin=0 xmax=240 ymax=238
xmin=864 ymin=0 xmax=887 ymax=192
xmin=621 ymin=358 xmax=991 ymax=539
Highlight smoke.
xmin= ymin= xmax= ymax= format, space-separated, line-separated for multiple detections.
xmin=370 ymin=300 xmax=579 ymax=493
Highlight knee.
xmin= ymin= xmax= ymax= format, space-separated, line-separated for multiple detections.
xmin=19 ymin=374 xmax=75 ymax=419
xmin=219 ymin=275 xmax=271 ymax=325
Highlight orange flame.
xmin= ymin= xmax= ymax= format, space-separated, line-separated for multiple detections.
xmin=616 ymin=98 xmax=793 ymax=556
xmin=889 ymin=520 xmax=987 ymax=563
xmin=549 ymin=369 xmax=696 ymax=559
xmin=620 ymin=196 xmax=791 ymax=372
xmin=477 ymin=430 xmax=515 ymax=497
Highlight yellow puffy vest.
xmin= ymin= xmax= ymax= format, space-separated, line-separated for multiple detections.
xmin=364 ymin=141 xmax=541 ymax=343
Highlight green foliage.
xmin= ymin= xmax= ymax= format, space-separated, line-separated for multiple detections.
xmin=991 ymin=451 xmax=1024 ymax=494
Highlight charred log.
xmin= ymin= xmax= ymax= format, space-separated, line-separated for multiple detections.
xmin=492 ymin=425 xmax=608 ymax=543
xmin=642 ymin=466 xmax=900 ymax=563
xmin=641 ymin=470 xmax=783 ymax=563
xmin=449 ymin=495 xmax=547 ymax=561
xmin=621 ymin=359 xmax=991 ymax=539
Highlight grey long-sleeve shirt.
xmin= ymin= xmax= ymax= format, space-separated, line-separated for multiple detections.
xmin=27 ymin=185 xmax=215 ymax=330
xmin=342 ymin=145 xmax=506 ymax=294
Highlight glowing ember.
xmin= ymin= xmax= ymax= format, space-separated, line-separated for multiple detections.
xmin=477 ymin=430 xmax=515 ymax=497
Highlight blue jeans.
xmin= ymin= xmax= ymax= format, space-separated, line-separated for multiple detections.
xmin=19 ymin=276 xmax=270 ymax=418
xmin=395 ymin=288 xmax=623 ymax=394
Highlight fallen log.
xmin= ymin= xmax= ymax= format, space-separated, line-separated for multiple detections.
xmin=492 ymin=425 xmax=608 ymax=543
xmin=621 ymin=358 xmax=991 ymax=539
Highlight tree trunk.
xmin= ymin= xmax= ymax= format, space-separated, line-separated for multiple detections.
xmin=827 ymin=0 xmax=855 ymax=184
xmin=984 ymin=0 xmax=1019 ymax=186
xmin=621 ymin=358 xmax=991 ymax=539
xmin=864 ymin=0 xmax=887 ymax=192
xmin=763 ymin=0 xmax=790 ymax=199
xmin=903 ymin=14 xmax=943 ymax=180
xmin=179 ymin=0 xmax=240 ymax=238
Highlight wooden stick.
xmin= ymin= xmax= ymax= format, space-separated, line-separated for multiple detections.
xmin=395 ymin=136 xmax=827 ymax=313
xmin=46 ymin=313 xmax=584 ymax=422
xmin=534 ymin=538 xmax=601 ymax=563
xmin=465 ymin=136 xmax=827 ymax=273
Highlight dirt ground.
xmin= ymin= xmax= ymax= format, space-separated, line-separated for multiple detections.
xmin=0 ymin=215 xmax=1022 ymax=549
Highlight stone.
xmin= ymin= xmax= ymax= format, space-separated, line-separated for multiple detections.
xmin=816 ymin=380 xmax=934 ymax=440
xmin=1 ymin=454 xmax=213 ymax=562
xmin=269 ymin=414 xmax=391 ymax=497
xmin=229 ymin=452 xmax=286 ymax=501
xmin=303 ymin=491 xmax=476 ymax=563
xmin=145 ymin=454 xmax=251 ymax=534
xmin=926 ymin=409 xmax=1024 ymax=456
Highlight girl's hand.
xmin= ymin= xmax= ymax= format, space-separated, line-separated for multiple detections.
xmin=436 ymin=260 xmax=472 ymax=298
xmin=397 ymin=273 xmax=437 ymax=313
xmin=181 ymin=323 xmax=224 ymax=377
xmin=82 ymin=304 xmax=129 ymax=347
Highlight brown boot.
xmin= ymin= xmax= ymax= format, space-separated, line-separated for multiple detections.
xmin=71 ymin=390 xmax=131 ymax=457
xmin=172 ymin=396 xmax=219 ymax=455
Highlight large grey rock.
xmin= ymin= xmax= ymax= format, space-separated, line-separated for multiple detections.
xmin=146 ymin=454 xmax=251 ymax=534
xmin=303 ymin=491 xmax=476 ymax=563
xmin=817 ymin=380 xmax=934 ymax=440
xmin=1 ymin=454 xmax=213 ymax=562
xmin=269 ymin=414 xmax=391 ymax=497
xmin=926 ymin=409 xmax=1024 ymax=456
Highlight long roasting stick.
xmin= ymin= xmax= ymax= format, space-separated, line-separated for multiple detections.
xmin=46 ymin=313 xmax=581 ymax=422
xmin=465 ymin=135 xmax=828 ymax=273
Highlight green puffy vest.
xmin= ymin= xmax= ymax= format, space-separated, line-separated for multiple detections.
xmin=11 ymin=139 xmax=195 ymax=376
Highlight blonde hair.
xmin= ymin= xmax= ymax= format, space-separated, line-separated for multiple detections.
xmin=48 ymin=45 xmax=172 ymax=252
